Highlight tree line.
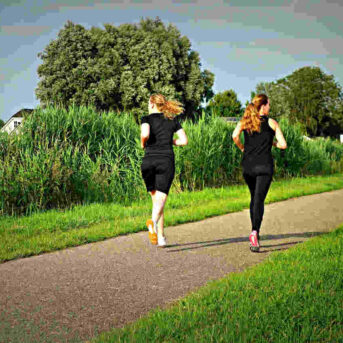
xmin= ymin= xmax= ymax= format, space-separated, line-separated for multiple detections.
xmin=208 ymin=67 xmax=343 ymax=138
xmin=34 ymin=17 xmax=343 ymax=138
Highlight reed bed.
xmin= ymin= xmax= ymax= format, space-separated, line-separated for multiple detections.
xmin=0 ymin=106 xmax=342 ymax=216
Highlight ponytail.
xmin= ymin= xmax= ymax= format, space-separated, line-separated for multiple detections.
xmin=241 ymin=103 xmax=261 ymax=135
xmin=240 ymin=94 xmax=268 ymax=134
xmin=150 ymin=94 xmax=183 ymax=119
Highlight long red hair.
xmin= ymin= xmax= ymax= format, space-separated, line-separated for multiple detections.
xmin=150 ymin=94 xmax=183 ymax=119
xmin=240 ymin=94 xmax=269 ymax=134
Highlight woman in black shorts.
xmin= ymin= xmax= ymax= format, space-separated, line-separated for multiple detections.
xmin=140 ymin=94 xmax=188 ymax=247
xmin=232 ymin=94 xmax=287 ymax=252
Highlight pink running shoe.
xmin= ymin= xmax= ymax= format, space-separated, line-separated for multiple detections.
xmin=249 ymin=230 xmax=260 ymax=252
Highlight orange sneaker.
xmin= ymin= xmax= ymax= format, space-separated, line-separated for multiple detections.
xmin=146 ymin=219 xmax=157 ymax=245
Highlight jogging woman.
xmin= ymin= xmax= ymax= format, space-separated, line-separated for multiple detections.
xmin=232 ymin=94 xmax=287 ymax=252
xmin=140 ymin=94 xmax=188 ymax=247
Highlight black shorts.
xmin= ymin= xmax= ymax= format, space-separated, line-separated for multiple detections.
xmin=141 ymin=154 xmax=175 ymax=195
xmin=242 ymin=163 xmax=274 ymax=177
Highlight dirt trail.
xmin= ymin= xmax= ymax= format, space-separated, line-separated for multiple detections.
xmin=1 ymin=189 xmax=343 ymax=343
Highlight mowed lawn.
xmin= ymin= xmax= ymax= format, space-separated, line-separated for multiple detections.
xmin=90 ymin=223 xmax=343 ymax=343
xmin=0 ymin=173 xmax=343 ymax=262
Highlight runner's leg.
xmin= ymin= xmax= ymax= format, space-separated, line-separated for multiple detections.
xmin=150 ymin=191 xmax=165 ymax=237
xmin=252 ymin=174 xmax=272 ymax=234
xmin=243 ymin=173 xmax=256 ymax=231
xmin=152 ymin=190 xmax=167 ymax=230
xmin=158 ymin=212 xmax=164 ymax=238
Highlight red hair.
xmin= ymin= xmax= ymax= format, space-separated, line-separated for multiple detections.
xmin=241 ymin=94 xmax=268 ymax=134
xmin=150 ymin=94 xmax=183 ymax=119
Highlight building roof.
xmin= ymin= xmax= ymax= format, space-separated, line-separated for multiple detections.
xmin=220 ymin=116 xmax=240 ymax=122
xmin=12 ymin=108 xmax=34 ymax=118
xmin=0 ymin=109 xmax=34 ymax=134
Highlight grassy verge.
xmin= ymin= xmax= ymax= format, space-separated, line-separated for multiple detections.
xmin=1 ymin=173 xmax=343 ymax=263
xmin=90 ymin=224 xmax=343 ymax=343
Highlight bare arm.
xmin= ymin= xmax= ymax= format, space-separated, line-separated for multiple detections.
xmin=173 ymin=128 xmax=188 ymax=146
xmin=232 ymin=121 xmax=244 ymax=152
xmin=140 ymin=123 xmax=150 ymax=149
xmin=269 ymin=119 xmax=287 ymax=149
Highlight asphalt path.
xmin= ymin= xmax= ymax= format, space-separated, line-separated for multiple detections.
xmin=1 ymin=189 xmax=343 ymax=343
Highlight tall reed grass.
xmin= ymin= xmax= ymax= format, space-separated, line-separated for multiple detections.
xmin=273 ymin=117 xmax=343 ymax=177
xmin=174 ymin=113 xmax=242 ymax=190
xmin=0 ymin=106 xmax=144 ymax=215
xmin=0 ymin=106 xmax=342 ymax=216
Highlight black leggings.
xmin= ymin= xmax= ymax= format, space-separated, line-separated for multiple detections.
xmin=243 ymin=173 xmax=273 ymax=233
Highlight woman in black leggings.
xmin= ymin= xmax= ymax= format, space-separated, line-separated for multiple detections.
xmin=140 ymin=94 xmax=188 ymax=247
xmin=232 ymin=94 xmax=287 ymax=252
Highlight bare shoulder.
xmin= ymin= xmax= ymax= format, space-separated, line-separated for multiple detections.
xmin=268 ymin=118 xmax=278 ymax=130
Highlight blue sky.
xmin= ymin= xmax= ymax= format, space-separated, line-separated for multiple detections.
xmin=1 ymin=0 xmax=343 ymax=122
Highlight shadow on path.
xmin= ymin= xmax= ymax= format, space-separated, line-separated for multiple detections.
xmin=166 ymin=231 xmax=325 ymax=252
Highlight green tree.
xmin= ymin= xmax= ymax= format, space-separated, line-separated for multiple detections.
xmin=207 ymin=89 xmax=242 ymax=117
xmin=255 ymin=66 xmax=343 ymax=137
xmin=36 ymin=18 xmax=214 ymax=117
xmin=202 ymin=70 xmax=215 ymax=104
xmin=36 ymin=21 xmax=96 ymax=108
xmin=255 ymin=80 xmax=292 ymax=120
xmin=0 ymin=119 xmax=4 ymax=128
xmin=244 ymin=91 xmax=257 ymax=108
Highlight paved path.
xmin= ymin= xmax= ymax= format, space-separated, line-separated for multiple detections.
xmin=1 ymin=189 xmax=343 ymax=343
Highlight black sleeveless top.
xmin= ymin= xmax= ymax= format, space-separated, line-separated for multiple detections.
xmin=242 ymin=116 xmax=275 ymax=175
xmin=141 ymin=113 xmax=182 ymax=157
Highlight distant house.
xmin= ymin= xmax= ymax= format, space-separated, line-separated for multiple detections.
xmin=1 ymin=109 xmax=33 ymax=134
xmin=220 ymin=117 xmax=240 ymax=124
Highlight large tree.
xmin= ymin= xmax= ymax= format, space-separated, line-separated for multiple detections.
xmin=207 ymin=89 xmax=242 ymax=117
xmin=36 ymin=18 xmax=214 ymax=117
xmin=255 ymin=66 xmax=343 ymax=137
xmin=0 ymin=119 xmax=4 ymax=128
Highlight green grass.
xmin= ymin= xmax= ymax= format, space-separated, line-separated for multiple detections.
xmin=1 ymin=173 xmax=343 ymax=263
xmin=91 ymin=224 xmax=343 ymax=343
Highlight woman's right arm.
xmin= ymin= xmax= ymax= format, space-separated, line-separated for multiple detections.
xmin=173 ymin=129 xmax=188 ymax=146
xmin=269 ymin=119 xmax=287 ymax=149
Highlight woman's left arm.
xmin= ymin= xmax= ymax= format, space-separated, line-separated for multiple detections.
xmin=140 ymin=123 xmax=150 ymax=149
xmin=232 ymin=121 xmax=244 ymax=152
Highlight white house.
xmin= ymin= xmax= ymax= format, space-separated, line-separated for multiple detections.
xmin=1 ymin=109 xmax=33 ymax=134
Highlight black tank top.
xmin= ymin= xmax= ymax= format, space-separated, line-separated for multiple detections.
xmin=242 ymin=116 xmax=275 ymax=175
xmin=141 ymin=113 xmax=182 ymax=157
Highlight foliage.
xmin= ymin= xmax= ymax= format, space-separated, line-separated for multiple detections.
xmin=207 ymin=89 xmax=243 ymax=117
xmin=255 ymin=66 xmax=343 ymax=137
xmin=174 ymin=112 xmax=242 ymax=190
xmin=35 ymin=18 xmax=215 ymax=118
xmin=0 ymin=106 xmax=144 ymax=215
xmin=0 ymin=119 xmax=5 ymax=128
xmin=273 ymin=117 xmax=343 ymax=178
xmin=0 ymin=106 xmax=343 ymax=216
